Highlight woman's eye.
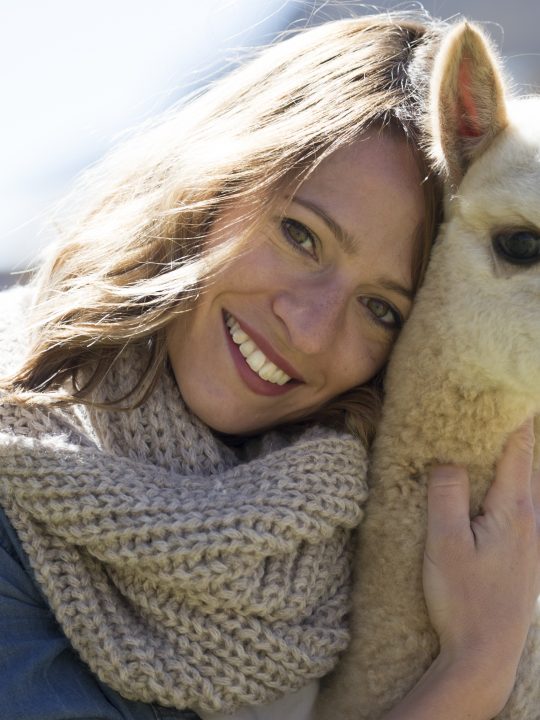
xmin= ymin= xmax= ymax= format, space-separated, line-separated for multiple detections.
xmin=281 ymin=218 xmax=318 ymax=258
xmin=361 ymin=297 xmax=402 ymax=330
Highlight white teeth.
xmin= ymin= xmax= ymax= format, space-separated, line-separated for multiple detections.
xmin=246 ymin=350 xmax=266 ymax=372
xmin=258 ymin=361 xmax=276 ymax=381
xmin=239 ymin=339 xmax=256 ymax=356
xmin=225 ymin=313 xmax=292 ymax=385
xmin=232 ymin=328 xmax=249 ymax=344
xmin=274 ymin=370 xmax=289 ymax=385
xmin=266 ymin=367 xmax=289 ymax=385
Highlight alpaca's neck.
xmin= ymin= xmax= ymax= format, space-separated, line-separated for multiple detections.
xmin=372 ymin=312 xmax=537 ymax=511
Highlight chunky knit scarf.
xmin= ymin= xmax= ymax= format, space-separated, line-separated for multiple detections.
xmin=0 ymin=286 xmax=368 ymax=715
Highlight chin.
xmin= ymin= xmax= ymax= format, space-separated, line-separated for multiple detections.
xmin=182 ymin=399 xmax=256 ymax=436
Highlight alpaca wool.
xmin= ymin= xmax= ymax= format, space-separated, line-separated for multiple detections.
xmin=0 ymin=286 xmax=368 ymax=715
xmin=316 ymin=23 xmax=540 ymax=720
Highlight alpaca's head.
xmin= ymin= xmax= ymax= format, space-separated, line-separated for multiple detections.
xmin=423 ymin=23 xmax=540 ymax=399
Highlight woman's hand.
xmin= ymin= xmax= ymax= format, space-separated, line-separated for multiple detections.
xmin=384 ymin=419 xmax=540 ymax=720
xmin=424 ymin=419 xmax=540 ymax=688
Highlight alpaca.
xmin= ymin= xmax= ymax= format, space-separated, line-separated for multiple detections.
xmin=316 ymin=22 xmax=540 ymax=720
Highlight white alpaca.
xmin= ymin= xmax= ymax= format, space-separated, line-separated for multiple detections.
xmin=316 ymin=22 xmax=540 ymax=720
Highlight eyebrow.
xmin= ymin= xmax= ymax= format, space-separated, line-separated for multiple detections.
xmin=292 ymin=195 xmax=415 ymax=302
xmin=294 ymin=195 xmax=358 ymax=255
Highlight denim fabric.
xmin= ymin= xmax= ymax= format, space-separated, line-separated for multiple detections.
xmin=0 ymin=506 xmax=199 ymax=720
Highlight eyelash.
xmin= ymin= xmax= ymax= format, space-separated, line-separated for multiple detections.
xmin=280 ymin=218 xmax=319 ymax=259
xmin=360 ymin=297 xmax=403 ymax=331
xmin=280 ymin=217 xmax=403 ymax=332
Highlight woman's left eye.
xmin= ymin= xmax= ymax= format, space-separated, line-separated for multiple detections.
xmin=361 ymin=297 xmax=402 ymax=330
xmin=281 ymin=218 xmax=318 ymax=259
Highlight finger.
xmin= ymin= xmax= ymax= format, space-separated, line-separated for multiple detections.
xmin=531 ymin=468 xmax=540 ymax=513
xmin=427 ymin=465 xmax=471 ymax=541
xmin=491 ymin=419 xmax=535 ymax=502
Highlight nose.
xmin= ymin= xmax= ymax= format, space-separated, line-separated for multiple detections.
xmin=272 ymin=277 xmax=347 ymax=355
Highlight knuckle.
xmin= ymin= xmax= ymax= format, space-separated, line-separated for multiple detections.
xmin=429 ymin=464 xmax=467 ymax=488
xmin=427 ymin=513 xmax=470 ymax=548
xmin=426 ymin=528 xmax=468 ymax=560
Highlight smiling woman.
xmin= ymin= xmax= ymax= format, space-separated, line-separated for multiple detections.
xmin=167 ymin=133 xmax=424 ymax=435
xmin=3 ymin=15 xmax=440 ymax=447
xmin=0 ymin=9 xmax=538 ymax=720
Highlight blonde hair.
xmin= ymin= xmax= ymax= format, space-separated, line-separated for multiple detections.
xmin=3 ymin=11 xmax=444 ymax=446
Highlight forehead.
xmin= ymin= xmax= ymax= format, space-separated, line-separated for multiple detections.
xmin=298 ymin=133 xmax=424 ymax=227
xmin=292 ymin=133 xmax=425 ymax=274
xmin=310 ymin=132 xmax=423 ymax=185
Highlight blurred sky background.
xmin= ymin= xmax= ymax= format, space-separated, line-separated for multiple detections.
xmin=1 ymin=0 xmax=539 ymax=281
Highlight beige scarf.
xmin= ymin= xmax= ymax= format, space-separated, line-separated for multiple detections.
xmin=0 ymin=289 xmax=368 ymax=715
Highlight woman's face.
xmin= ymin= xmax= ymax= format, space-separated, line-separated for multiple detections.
xmin=167 ymin=133 xmax=425 ymax=434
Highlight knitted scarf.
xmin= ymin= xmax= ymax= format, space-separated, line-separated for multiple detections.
xmin=0 ymin=286 xmax=368 ymax=715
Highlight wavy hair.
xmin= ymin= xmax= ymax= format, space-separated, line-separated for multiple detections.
xmin=2 ymin=11 xmax=445 ymax=446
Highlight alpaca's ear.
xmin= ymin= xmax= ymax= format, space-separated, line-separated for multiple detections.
xmin=430 ymin=22 xmax=508 ymax=186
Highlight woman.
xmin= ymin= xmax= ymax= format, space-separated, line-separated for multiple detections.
xmin=0 ymin=10 xmax=537 ymax=720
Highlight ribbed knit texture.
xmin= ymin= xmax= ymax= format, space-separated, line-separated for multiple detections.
xmin=0 ymin=285 xmax=369 ymax=715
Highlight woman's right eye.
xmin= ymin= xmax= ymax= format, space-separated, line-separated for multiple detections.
xmin=281 ymin=218 xmax=319 ymax=260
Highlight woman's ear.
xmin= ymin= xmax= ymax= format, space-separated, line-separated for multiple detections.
xmin=430 ymin=22 xmax=508 ymax=187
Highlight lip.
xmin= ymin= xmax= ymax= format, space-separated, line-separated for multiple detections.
xmin=223 ymin=311 xmax=304 ymax=397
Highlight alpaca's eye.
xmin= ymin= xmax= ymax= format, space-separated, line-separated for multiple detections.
xmin=493 ymin=230 xmax=540 ymax=265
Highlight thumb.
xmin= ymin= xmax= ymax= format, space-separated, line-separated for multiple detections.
xmin=427 ymin=465 xmax=471 ymax=542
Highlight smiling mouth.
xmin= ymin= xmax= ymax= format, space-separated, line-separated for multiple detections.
xmin=224 ymin=312 xmax=292 ymax=385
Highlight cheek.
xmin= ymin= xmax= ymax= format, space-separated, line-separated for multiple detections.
xmin=366 ymin=336 xmax=394 ymax=370
xmin=335 ymin=333 xmax=394 ymax=391
xmin=239 ymin=238 xmax=294 ymax=278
